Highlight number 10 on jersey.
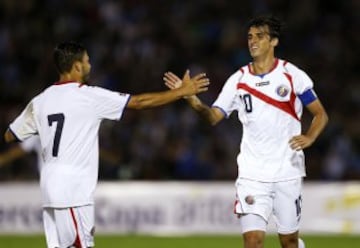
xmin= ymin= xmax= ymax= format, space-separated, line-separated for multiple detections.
xmin=240 ymin=94 xmax=253 ymax=113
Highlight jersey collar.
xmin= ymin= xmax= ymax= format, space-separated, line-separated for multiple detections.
xmin=53 ymin=80 xmax=82 ymax=86
xmin=248 ymin=58 xmax=279 ymax=77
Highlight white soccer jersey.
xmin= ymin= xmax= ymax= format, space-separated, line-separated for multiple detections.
xmin=19 ymin=135 xmax=43 ymax=170
xmin=213 ymin=59 xmax=316 ymax=182
xmin=10 ymin=81 xmax=130 ymax=207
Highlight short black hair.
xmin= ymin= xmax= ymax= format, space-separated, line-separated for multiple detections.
xmin=53 ymin=41 xmax=86 ymax=74
xmin=247 ymin=15 xmax=283 ymax=39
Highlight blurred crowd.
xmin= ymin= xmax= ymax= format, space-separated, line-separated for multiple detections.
xmin=0 ymin=0 xmax=359 ymax=181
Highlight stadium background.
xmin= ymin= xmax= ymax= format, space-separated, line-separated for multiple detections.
xmin=0 ymin=0 xmax=359 ymax=247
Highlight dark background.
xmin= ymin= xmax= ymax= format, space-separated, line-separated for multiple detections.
xmin=0 ymin=0 xmax=359 ymax=181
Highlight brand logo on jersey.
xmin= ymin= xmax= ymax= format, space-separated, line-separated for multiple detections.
xmin=276 ymin=85 xmax=289 ymax=97
xmin=256 ymin=81 xmax=270 ymax=87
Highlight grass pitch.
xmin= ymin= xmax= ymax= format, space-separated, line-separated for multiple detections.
xmin=0 ymin=234 xmax=359 ymax=247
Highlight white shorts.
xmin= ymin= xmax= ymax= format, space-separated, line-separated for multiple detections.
xmin=43 ymin=205 xmax=95 ymax=248
xmin=234 ymin=178 xmax=303 ymax=234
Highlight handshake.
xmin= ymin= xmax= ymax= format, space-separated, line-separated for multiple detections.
xmin=163 ymin=70 xmax=209 ymax=98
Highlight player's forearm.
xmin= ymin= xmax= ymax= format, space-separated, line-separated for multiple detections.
xmin=0 ymin=146 xmax=27 ymax=166
xmin=128 ymin=89 xmax=184 ymax=109
xmin=305 ymin=111 xmax=328 ymax=143
xmin=185 ymin=96 xmax=219 ymax=125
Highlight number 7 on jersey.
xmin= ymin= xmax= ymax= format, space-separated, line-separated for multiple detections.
xmin=47 ymin=113 xmax=65 ymax=157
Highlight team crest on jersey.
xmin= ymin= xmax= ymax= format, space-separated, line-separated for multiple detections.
xmin=276 ymin=85 xmax=290 ymax=97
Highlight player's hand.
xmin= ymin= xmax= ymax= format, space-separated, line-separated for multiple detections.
xmin=173 ymin=70 xmax=209 ymax=97
xmin=289 ymin=135 xmax=314 ymax=151
xmin=163 ymin=71 xmax=183 ymax=89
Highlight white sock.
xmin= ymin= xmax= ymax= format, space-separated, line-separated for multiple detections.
xmin=298 ymin=238 xmax=305 ymax=248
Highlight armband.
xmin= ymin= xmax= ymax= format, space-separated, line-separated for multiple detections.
xmin=298 ymin=89 xmax=317 ymax=106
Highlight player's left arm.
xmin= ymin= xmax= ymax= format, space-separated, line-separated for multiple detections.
xmin=289 ymin=98 xmax=328 ymax=151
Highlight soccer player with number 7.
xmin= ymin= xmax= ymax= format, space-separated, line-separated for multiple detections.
xmin=164 ymin=16 xmax=328 ymax=248
xmin=4 ymin=41 xmax=209 ymax=248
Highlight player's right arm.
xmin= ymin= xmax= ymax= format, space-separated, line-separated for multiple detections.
xmin=183 ymin=95 xmax=224 ymax=125
xmin=5 ymin=101 xmax=38 ymax=143
xmin=164 ymin=72 xmax=225 ymax=126
xmin=4 ymin=129 xmax=16 ymax=143
xmin=127 ymin=70 xmax=209 ymax=110
xmin=0 ymin=144 xmax=27 ymax=167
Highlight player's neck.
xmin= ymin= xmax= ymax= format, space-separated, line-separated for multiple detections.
xmin=251 ymin=55 xmax=277 ymax=75
xmin=59 ymin=73 xmax=81 ymax=83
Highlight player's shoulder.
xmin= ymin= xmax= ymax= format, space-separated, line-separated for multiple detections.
xmin=38 ymin=83 xmax=105 ymax=102
xmin=226 ymin=65 xmax=247 ymax=82
xmin=238 ymin=64 xmax=249 ymax=75
xmin=79 ymin=84 xmax=110 ymax=92
xmin=66 ymin=83 xmax=106 ymax=96
xmin=77 ymin=84 xmax=102 ymax=93
xmin=30 ymin=87 xmax=50 ymax=104
xmin=79 ymin=84 xmax=130 ymax=102
xmin=79 ymin=84 xmax=121 ymax=98
xmin=280 ymin=59 xmax=314 ymax=87
xmin=280 ymin=59 xmax=306 ymax=75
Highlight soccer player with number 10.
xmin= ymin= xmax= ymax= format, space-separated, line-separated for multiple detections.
xmin=164 ymin=15 xmax=328 ymax=248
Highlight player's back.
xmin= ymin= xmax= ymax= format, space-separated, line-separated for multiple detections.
xmin=32 ymin=81 xmax=101 ymax=207
xmin=34 ymin=82 xmax=99 ymax=167
xmin=10 ymin=80 xmax=129 ymax=207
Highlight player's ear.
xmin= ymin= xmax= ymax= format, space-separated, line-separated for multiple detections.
xmin=271 ymin=37 xmax=279 ymax=47
xmin=73 ymin=61 xmax=82 ymax=73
